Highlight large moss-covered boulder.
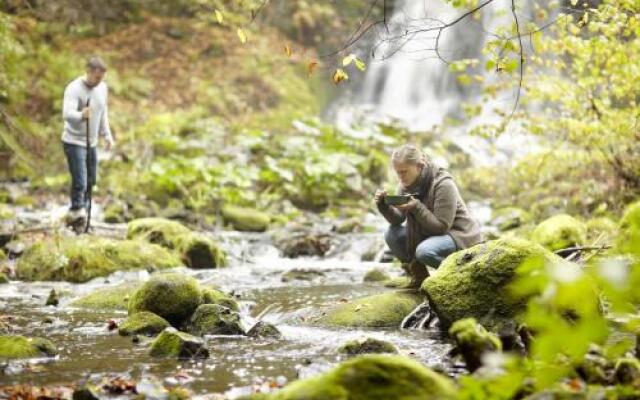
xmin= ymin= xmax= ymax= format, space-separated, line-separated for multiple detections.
xmin=71 ymin=283 xmax=139 ymax=310
xmin=128 ymin=273 xmax=202 ymax=327
xmin=185 ymin=304 xmax=244 ymax=335
xmin=422 ymin=237 xmax=572 ymax=330
xmin=127 ymin=218 xmax=226 ymax=269
xmin=449 ymin=318 xmax=502 ymax=372
xmin=617 ymin=200 xmax=640 ymax=256
xmin=246 ymin=355 xmax=456 ymax=400
xmin=202 ymin=287 xmax=239 ymax=311
xmin=118 ymin=311 xmax=170 ymax=336
xmin=338 ymin=338 xmax=398 ymax=355
xmin=0 ymin=335 xmax=57 ymax=359
xmin=221 ymin=205 xmax=270 ymax=232
xmin=149 ymin=328 xmax=209 ymax=359
xmin=531 ymin=214 xmax=587 ymax=252
xmin=16 ymin=237 xmax=181 ymax=283
xmin=316 ymin=291 xmax=423 ymax=328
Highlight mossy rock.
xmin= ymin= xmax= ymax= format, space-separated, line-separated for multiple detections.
xmin=185 ymin=304 xmax=244 ymax=336
xmin=338 ymin=338 xmax=398 ymax=355
xmin=316 ymin=291 xmax=423 ymax=328
xmin=0 ymin=272 xmax=8 ymax=284
xmin=202 ymin=287 xmax=239 ymax=311
xmin=531 ymin=214 xmax=587 ymax=252
xmin=363 ymin=268 xmax=390 ymax=283
xmin=103 ymin=201 xmax=128 ymax=223
xmin=449 ymin=318 xmax=502 ymax=372
xmin=421 ymin=237 xmax=572 ymax=330
xmin=149 ymin=328 xmax=209 ymax=359
xmin=71 ymin=283 xmax=139 ymax=310
xmin=585 ymin=217 xmax=618 ymax=243
xmin=221 ymin=205 xmax=270 ymax=232
xmin=247 ymin=355 xmax=456 ymax=400
xmin=617 ymin=200 xmax=640 ymax=256
xmin=281 ymin=268 xmax=325 ymax=282
xmin=383 ymin=276 xmax=411 ymax=288
xmin=128 ymin=273 xmax=202 ymax=327
xmin=0 ymin=335 xmax=57 ymax=359
xmin=491 ymin=207 xmax=532 ymax=231
xmin=16 ymin=237 xmax=181 ymax=283
xmin=614 ymin=358 xmax=640 ymax=385
xmin=118 ymin=311 xmax=170 ymax=336
xmin=0 ymin=204 xmax=15 ymax=221
xmin=247 ymin=321 xmax=282 ymax=339
xmin=127 ymin=218 xmax=226 ymax=269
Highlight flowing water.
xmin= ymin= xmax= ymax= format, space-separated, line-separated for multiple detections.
xmin=0 ymin=214 xmax=461 ymax=397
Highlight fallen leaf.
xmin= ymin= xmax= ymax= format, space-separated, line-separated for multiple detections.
xmin=308 ymin=60 xmax=319 ymax=76
xmin=237 ymin=28 xmax=248 ymax=44
xmin=214 ymin=9 xmax=223 ymax=24
xmin=332 ymin=68 xmax=349 ymax=84
xmin=284 ymin=44 xmax=292 ymax=57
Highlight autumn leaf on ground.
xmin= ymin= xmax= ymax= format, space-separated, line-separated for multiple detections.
xmin=354 ymin=58 xmax=366 ymax=71
xmin=284 ymin=44 xmax=292 ymax=57
xmin=237 ymin=28 xmax=248 ymax=44
xmin=214 ymin=9 xmax=223 ymax=24
xmin=342 ymin=54 xmax=356 ymax=67
xmin=308 ymin=60 xmax=319 ymax=76
xmin=333 ymin=68 xmax=348 ymax=84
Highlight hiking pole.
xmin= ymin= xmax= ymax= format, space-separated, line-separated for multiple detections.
xmin=84 ymin=97 xmax=92 ymax=233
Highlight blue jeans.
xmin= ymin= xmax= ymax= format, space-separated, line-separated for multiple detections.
xmin=384 ymin=224 xmax=457 ymax=268
xmin=63 ymin=142 xmax=97 ymax=210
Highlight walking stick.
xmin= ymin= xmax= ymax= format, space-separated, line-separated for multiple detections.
xmin=84 ymin=97 xmax=92 ymax=233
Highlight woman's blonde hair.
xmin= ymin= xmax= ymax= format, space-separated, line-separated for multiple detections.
xmin=391 ymin=144 xmax=426 ymax=165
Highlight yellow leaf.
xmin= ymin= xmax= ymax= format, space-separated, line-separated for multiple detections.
xmin=214 ymin=9 xmax=223 ymax=24
xmin=333 ymin=68 xmax=349 ymax=84
xmin=308 ymin=60 xmax=319 ymax=76
xmin=237 ymin=28 xmax=248 ymax=44
xmin=342 ymin=54 xmax=356 ymax=67
xmin=354 ymin=58 xmax=366 ymax=71
xmin=284 ymin=44 xmax=292 ymax=57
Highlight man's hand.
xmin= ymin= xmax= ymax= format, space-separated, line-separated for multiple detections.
xmin=104 ymin=137 xmax=115 ymax=151
xmin=81 ymin=107 xmax=92 ymax=119
xmin=374 ymin=189 xmax=387 ymax=205
xmin=396 ymin=197 xmax=420 ymax=212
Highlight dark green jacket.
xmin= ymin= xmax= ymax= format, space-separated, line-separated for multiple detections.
xmin=378 ymin=165 xmax=482 ymax=250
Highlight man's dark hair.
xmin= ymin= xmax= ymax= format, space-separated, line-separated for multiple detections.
xmin=86 ymin=56 xmax=107 ymax=71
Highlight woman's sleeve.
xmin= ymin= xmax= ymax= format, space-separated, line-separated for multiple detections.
xmin=376 ymin=185 xmax=407 ymax=225
xmin=410 ymin=179 xmax=457 ymax=234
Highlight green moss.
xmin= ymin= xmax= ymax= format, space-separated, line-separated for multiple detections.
xmin=617 ymin=200 xmax=640 ymax=256
xmin=531 ymin=214 xmax=587 ymax=252
xmin=363 ymin=268 xmax=390 ymax=283
xmin=492 ymin=207 xmax=532 ymax=231
xmin=247 ymin=321 xmax=282 ymax=339
xmin=128 ymin=273 xmax=203 ymax=327
xmin=259 ymin=355 xmax=456 ymax=400
xmin=0 ymin=335 xmax=57 ymax=359
xmin=185 ymin=304 xmax=244 ymax=335
xmin=614 ymin=358 xmax=640 ymax=384
xmin=71 ymin=283 xmax=139 ymax=310
xmin=221 ymin=205 xmax=271 ymax=232
xmin=0 ymin=204 xmax=14 ymax=220
xmin=118 ymin=311 xmax=170 ymax=336
xmin=383 ymin=276 xmax=412 ymax=288
xmin=585 ymin=217 xmax=618 ymax=243
xmin=127 ymin=218 xmax=226 ymax=269
xmin=16 ymin=236 xmax=181 ymax=283
xmin=338 ymin=338 xmax=398 ymax=355
xmin=0 ymin=272 xmax=8 ymax=284
xmin=449 ymin=318 xmax=502 ymax=372
xmin=422 ymin=237 xmax=569 ymax=330
xmin=201 ymin=287 xmax=239 ymax=311
xmin=316 ymin=291 xmax=423 ymax=328
xmin=149 ymin=328 xmax=209 ymax=359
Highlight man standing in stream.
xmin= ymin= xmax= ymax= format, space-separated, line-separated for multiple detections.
xmin=61 ymin=56 xmax=115 ymax=225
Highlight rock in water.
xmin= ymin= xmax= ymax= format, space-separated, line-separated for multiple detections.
xmin=240 ymin=355 xmax=456 ymax=400
xmin=149 ymin=327 xmax=209 ymax=359
xmin=118 ymin=311 xmax=170 ymax=336
xmin=45 ymin=289 xmax=59 ymax=307
xmin=316 ymin=291 xmax=423 ymax=328
xmin=449 ymin=318 xmax=502 ymax=372
xmin=0 ymin=335 xmax=57 ymax=359
xmin=185 ymin=304 xmax=244 ymax=336
xmin=531 ymin=214 xmax=586 ymax=253
xmin=421 ymin=237 xmax=576 ymax=330
xmin=221 ymin=205 xmax=270 ymax=232
xmin=338 ymin=338 xmax=398 ymax=355
xmin=363 ymin=268 xmax=390 ymax=283
xmin=246 ymin=321 xmax=282 ymax=339
xmin=128 ymin=273 xmax=202 ymax=327
xmin=127 ymin=217 xmax=226 ymax=269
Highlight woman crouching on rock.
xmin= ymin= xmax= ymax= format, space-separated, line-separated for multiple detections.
xmin=374 ymin=144 xmax=482 ymax=288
